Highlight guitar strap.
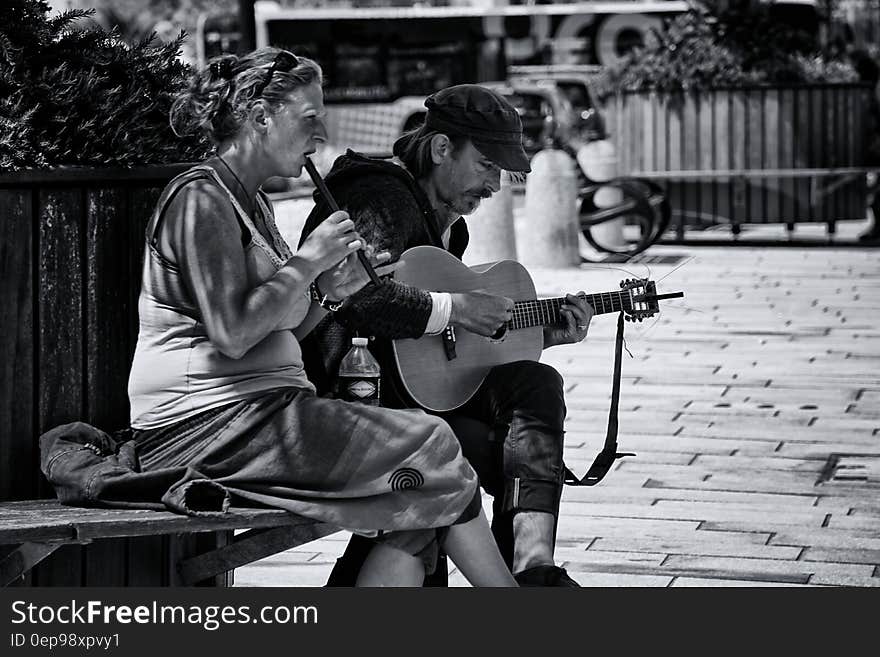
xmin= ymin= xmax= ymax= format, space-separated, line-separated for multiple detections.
xmin=563 ymin=311 xmax=635 ymax=486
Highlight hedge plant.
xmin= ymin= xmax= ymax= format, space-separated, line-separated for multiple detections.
xmin=0 ymin=1 xmax=211 ymax=171
xmin=594 ymin=1 xmax=859 ymax=100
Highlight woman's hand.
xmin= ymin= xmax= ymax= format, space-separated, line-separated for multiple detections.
xmin=316 ymin=246 xmax=400 ymax=302
xmin=297 ymin=210 xmax=364 ymax=273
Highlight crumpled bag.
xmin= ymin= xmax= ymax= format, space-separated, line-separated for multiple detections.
xmin=39 ymin=421 xmax=231 ymax=516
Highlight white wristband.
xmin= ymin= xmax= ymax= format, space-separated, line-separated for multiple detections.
xmin=424 ymin=292 xmax=453 ymax=335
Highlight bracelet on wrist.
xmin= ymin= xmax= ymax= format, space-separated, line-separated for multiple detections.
xmin=309 ymin=280 xmax=345 ymax=312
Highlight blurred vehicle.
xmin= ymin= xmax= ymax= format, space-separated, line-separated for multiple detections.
xmin=508 ymin=65 xmax=607 ymax=142
xmin=478 ymin=80 xmax=583 ymax=158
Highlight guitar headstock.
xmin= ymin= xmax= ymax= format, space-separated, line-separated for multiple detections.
xmin=620 ymin=278 xmax=659 ymax=322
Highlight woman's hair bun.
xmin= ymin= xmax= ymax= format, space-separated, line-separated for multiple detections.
xmin=209 ymin=58 xmax=236 ymax=81
xmin=171 ymin=48 xmax=321 ymax=144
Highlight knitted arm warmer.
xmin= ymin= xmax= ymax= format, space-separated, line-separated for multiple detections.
xmin=332 ymin=173 xmax=433 ymax=338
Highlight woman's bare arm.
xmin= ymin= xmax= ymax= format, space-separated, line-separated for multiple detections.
xmin=162 ymin=180 xmax=360 ymax=358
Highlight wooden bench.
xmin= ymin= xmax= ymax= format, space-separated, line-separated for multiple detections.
xmin=0 ymin=500 xmax=338 ymax=587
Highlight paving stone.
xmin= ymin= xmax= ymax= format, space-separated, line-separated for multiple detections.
xmin=572 ymin=433 xmax=783 ymax=455
xmin=562 ymin=485 xmax=817 ymax=508
xmin=555 ymin=515 xmax=701 ymax=538
xmin=699 ymin=520 xmax=880 ymax=542
xmin=725 ymin=387 xmax=864 ymax=404
xmin=554 ymin=560 xmax=808 ymax=585
xmin=847 ymin=506 xmax=880 ymax=517
xmin=859 ymin=391 xmax=880 ymax=406
xmin=560 ymin=500 xmax=829 ymax=527
xmin=555 ymin=547 xmax=667 ymax=567
xmin=774 ymin=442 xmax=880 ymax=459
xmin=826 ymin=515 xmax=880 ymax=531
xmin=808 ymin=573 xmax=880 ymax=587
xmin=662 ymin=554 xmax=875 ymax=583
xmin=555 ymin=571 xmax=673 ymax=587
xmin=677 ymin=412 xmax=816 ymax=428
xmin=679 ymin=402 xmax=812 ymax=418
xmin=565 ymin=409 xmax=679 ymax=428
xmin=809 ymin=417 xmax=880 ymax=431
xmin=556 ymin=471 xmax=652 ymax=489
xmin=678 ymin=424 xmax=878 ymax=444
xmin=563 ymin=449 xmax=694 ymax=466
xmin=308 ymin=553 xmax=344 ymax=565
xmin=690 ymin=454 xmax=827 ymax=473
xmin=234 ymin=563 xmax=331 ymax=587
xmin=592 ymin=536 xmax=801 ymax=560
xmin=643 ymin=474 xmax=834 ymax=498
xmin=813 ymin=496 xmax=880 ymax=513
xmin=618 ymin=461 xmax=822 ymax=483
xmin=235 ymin=550 xmax=321 ymax=565
xmin=670 ymin=577 xmax=812 ymax=587
xmin=801 ymin=547 xmax=880 ymax=565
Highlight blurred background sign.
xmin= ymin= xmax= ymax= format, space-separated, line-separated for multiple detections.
xmin=196 ymin=12 xmax=243 ymax=64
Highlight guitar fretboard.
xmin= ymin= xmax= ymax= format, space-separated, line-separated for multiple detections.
xmin=509 ymin=291 xmax=631 ymax=330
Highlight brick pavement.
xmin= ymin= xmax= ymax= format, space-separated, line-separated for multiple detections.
xmin=239 ymin=209 xmax=880 ymax=586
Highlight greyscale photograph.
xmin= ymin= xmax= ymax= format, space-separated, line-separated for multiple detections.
xmin=1 ymin=0 xmax=878 ymax=591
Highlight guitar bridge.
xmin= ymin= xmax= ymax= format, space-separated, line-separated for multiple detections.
xmin=442 ymin=326 xmax=457 ymax=361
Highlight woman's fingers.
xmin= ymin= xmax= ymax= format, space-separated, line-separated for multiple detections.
xmin=374 ymin=260 xmax=402 ymax=277
xmin=327 ymin=210 xmax=350 ymax=224
xmin=368 ymin=250 xmax=391 ymax=265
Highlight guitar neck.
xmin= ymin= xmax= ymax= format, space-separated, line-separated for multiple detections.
xmin=510 ymin=291 xmax=630 ymax=330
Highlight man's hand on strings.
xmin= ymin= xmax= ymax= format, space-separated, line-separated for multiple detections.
xmin=543 ymin=293 xmax=594 ymax=348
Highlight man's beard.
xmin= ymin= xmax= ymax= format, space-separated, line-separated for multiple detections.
xmin=449 ymin=189 xmax=493 ymax=216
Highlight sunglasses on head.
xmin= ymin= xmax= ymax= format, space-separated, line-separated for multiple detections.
xmin=253 ymin=51 xmax=299 ymax=98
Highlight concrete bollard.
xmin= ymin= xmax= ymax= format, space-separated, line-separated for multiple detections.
xmin=462 ymin=172 xmax=516 ymax=266
xmin=517 ymin=149 xmax=581 ymax=267
xmin=576 ymin=139 xmax=626 ymax=250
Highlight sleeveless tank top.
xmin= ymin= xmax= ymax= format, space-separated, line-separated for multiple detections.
xmin=127 ymin=165 xmax=314 ymax=429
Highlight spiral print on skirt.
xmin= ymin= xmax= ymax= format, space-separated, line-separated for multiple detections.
xmin=389 ymin=467 xmax=425 ymax=491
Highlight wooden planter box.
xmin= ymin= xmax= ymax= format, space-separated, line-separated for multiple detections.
xmin=0 ymin=165 xmax=237 ymax=586
xmin=610 ymin=84 xmax=872 ymax=234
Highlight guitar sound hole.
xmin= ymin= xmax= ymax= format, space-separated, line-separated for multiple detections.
xmin=490 ymin=326 xmax=508 ymax=342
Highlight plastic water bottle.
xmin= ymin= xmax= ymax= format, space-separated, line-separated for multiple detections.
xmin=337 ymin=337 xmax=381 ymax=406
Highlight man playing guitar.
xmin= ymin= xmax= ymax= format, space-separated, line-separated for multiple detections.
xmin=300 ymin=85 xmax=594 ymax=587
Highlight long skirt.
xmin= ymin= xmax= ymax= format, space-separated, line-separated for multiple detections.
xmin=132 ymin=387 xmax=481 ymax=570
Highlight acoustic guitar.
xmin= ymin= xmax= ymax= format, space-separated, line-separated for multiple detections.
xmin=391 ymin=246 xmax=682 ymax=412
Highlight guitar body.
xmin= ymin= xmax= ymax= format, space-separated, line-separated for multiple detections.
xmin=392 ymin=246 xmax=544 ymax=412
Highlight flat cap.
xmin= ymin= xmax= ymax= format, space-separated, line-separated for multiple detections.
xmin=423 ymin=84 xmax=531 ymax=173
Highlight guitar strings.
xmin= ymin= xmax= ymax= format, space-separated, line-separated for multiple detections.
xmin=656 ymin=256 xmax=696 ymax=285
xmin=510 ymin=255 xmax=696 ymax=333
xmin=512 ymin=290 xmax=628 ymax=328
xmin=662 ymin=302 xmax=706 ymax=315
xmin=582 ymin=262 xmax=653 ymax=283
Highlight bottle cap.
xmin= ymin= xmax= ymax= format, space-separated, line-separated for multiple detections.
xmin=352 ymin=337 xmax=369 ymax=347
